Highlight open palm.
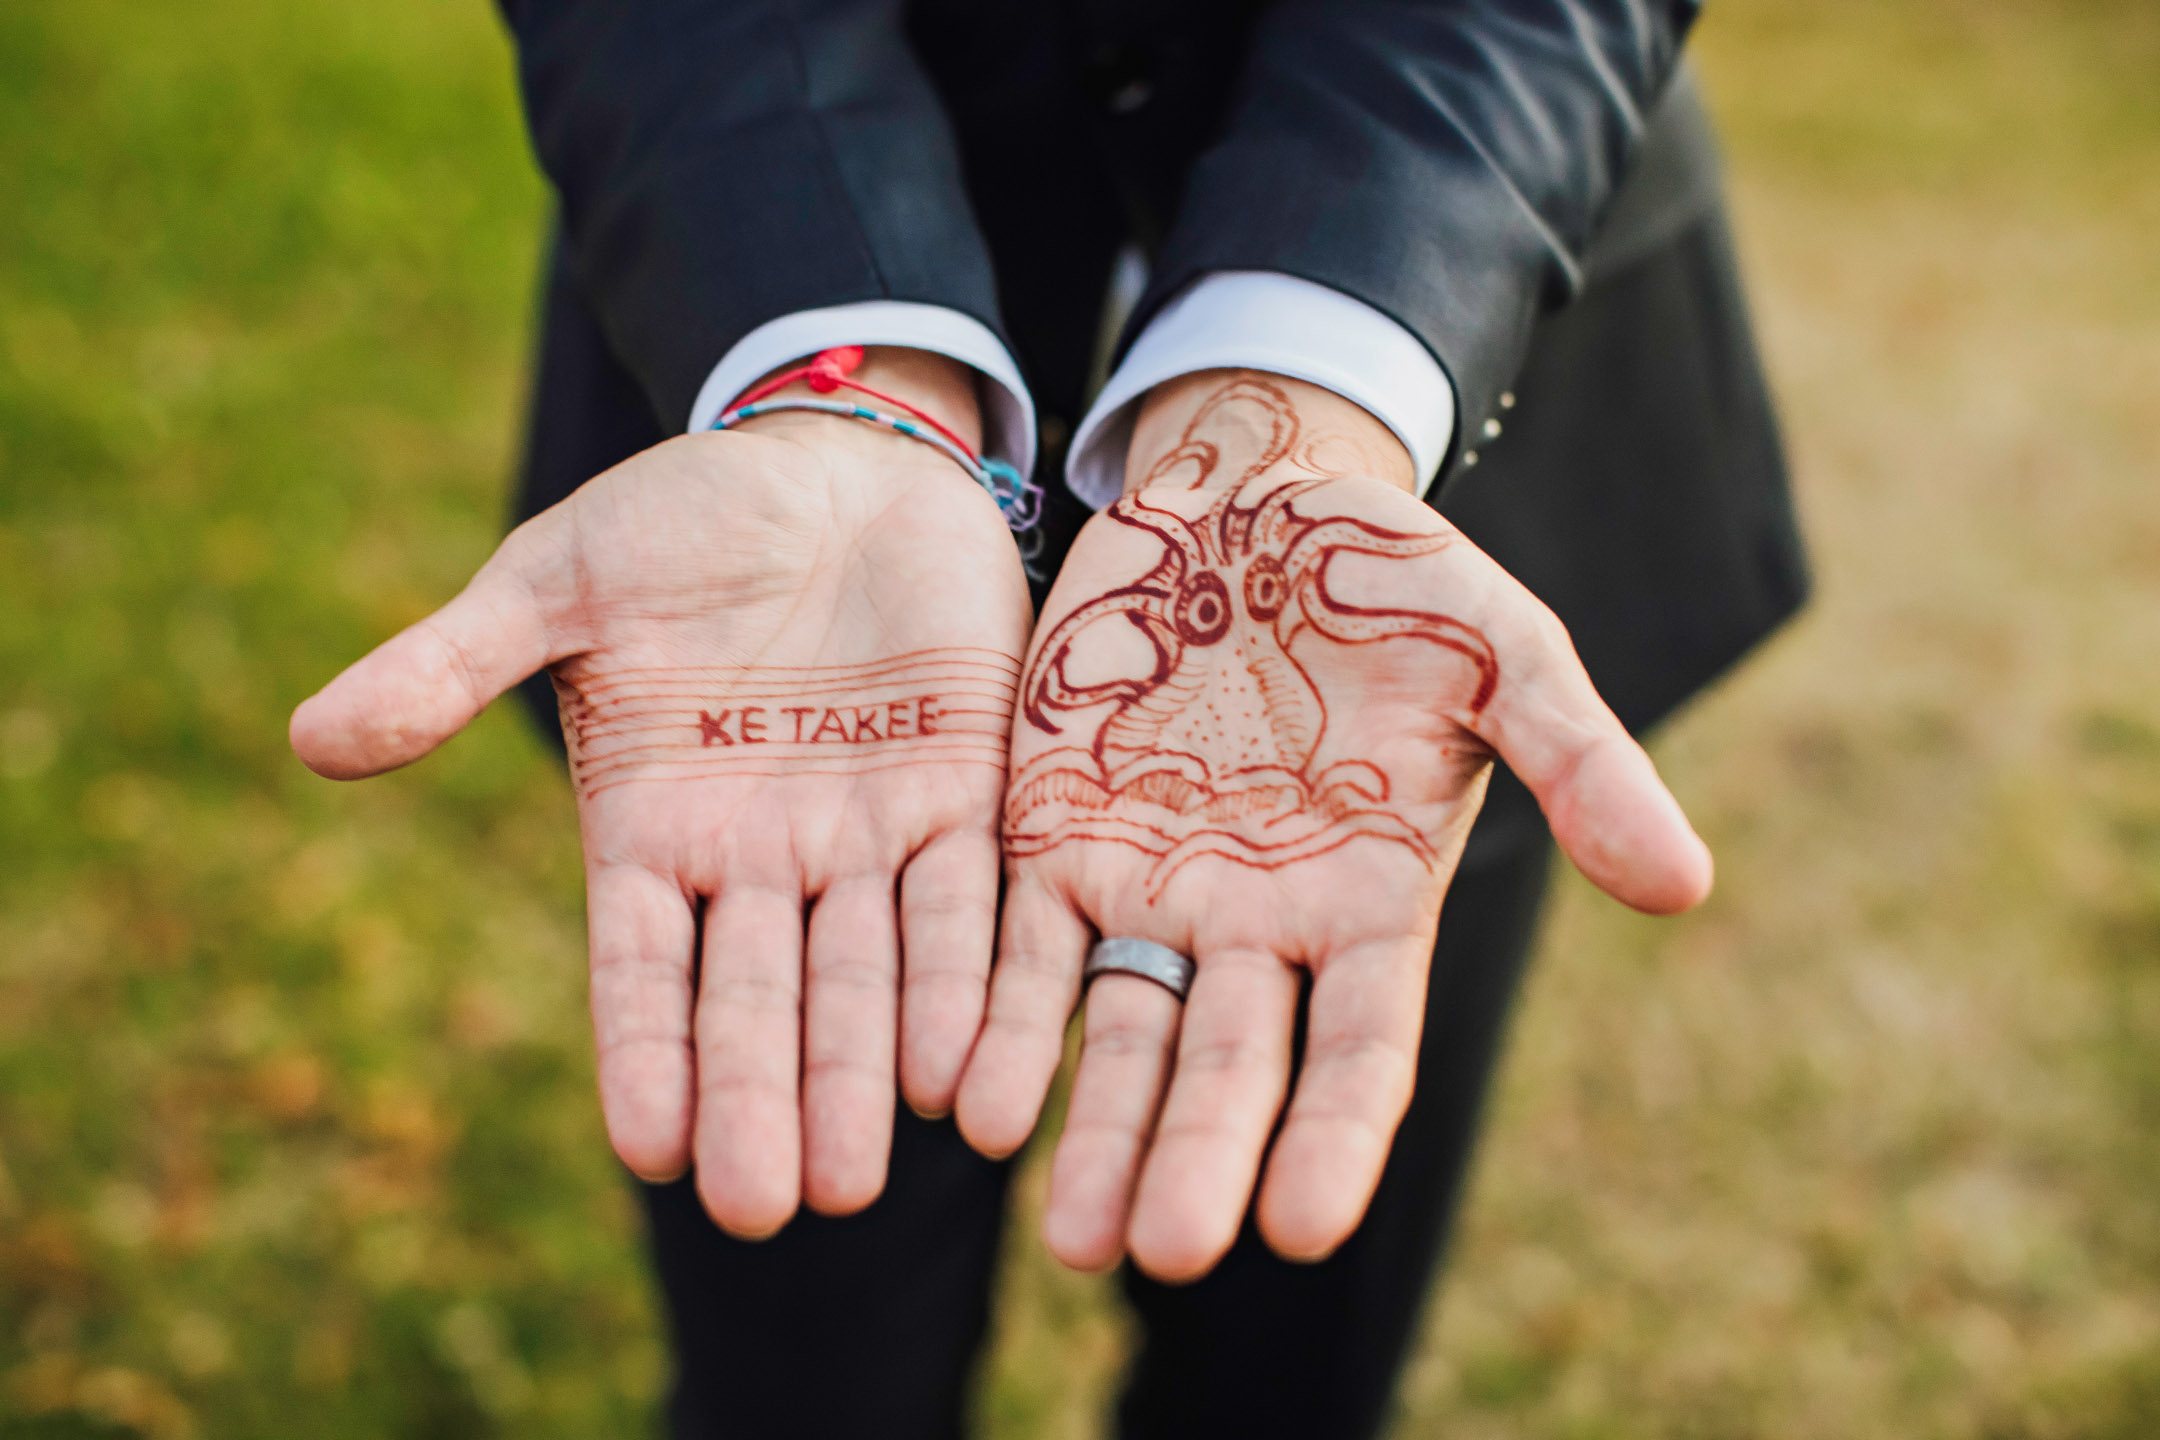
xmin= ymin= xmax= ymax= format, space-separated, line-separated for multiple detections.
xmin=955 ymin=376 xmax=1711 ymax=1280
xmin=292 ymin=418 xmax=1030 ymax=1235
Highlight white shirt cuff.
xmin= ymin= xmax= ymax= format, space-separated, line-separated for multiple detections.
xmin=685 ymin=301 xmax=1036 ymax=480
xmin=1065 ymin=272 xmax=1457 ymax=509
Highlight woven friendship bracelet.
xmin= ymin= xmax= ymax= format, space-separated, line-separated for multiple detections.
xmin=714 ymin=398 xmax=1040 ymax=528
xmin=712 ymin=347 xmax=1042 ymax=531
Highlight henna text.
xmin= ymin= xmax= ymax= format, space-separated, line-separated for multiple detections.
xmin=695 ymin=695 xmax=942 ymax=747
xmin=556 ymin=651 xmax=1012 ymax=798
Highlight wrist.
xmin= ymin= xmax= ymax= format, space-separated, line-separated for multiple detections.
xmin=731 ymin=346 xmax=984 ymax=455
xmin=1124 ymin=369 xmax=1415 ymax=496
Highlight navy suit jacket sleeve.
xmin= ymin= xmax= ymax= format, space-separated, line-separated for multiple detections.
xmin=498 ymin=0 xmax=1003 ymax=428
xmin=1136 ymin=0 xmax=1701 ymax=465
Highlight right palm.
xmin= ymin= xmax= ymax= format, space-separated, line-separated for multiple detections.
xmin=953 ymin=374 xmax=1712 ymax=1281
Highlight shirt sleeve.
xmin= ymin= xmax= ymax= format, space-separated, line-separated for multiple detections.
xmin=685 ymin=301 xmax=1037 ymax=481
xmin=1064 ymin=271 xmax=1457 ymax=509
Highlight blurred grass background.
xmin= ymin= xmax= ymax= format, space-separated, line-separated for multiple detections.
xmin=0 ymin=0 xmax=2154 ymax=1436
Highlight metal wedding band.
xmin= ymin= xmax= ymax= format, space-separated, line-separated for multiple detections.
xmin=1084 ymin=938 xmax=1196 ymax=1002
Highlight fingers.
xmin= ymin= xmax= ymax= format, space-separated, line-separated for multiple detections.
xmin=897 ymin=829 xmax=1000 ymax=1118
xmin=1470 ymin=599 xmax=1712 ymax=915
xmin=954 ymin=873 xmax=1091 ymax=1159
xmin=289 ymin=528 xmax=558 ymax=780
xmin=1041 ymin=975 xmax=1181 ymax=1271
xmin=1256 ymin=935 xmax=1429 ymax=1261
xmin=1125 ymin=948 xmax=1300 ymax=1283
xmin=801 ymin=874 xmax=900 ymax=1216
xmin=692 ymin=881 xmax=804 ymax=1238
xmin=586 ymin=861 xmax=699 ymax=1181
xmin=1541 ymin=729 xmax=1712 ymax=914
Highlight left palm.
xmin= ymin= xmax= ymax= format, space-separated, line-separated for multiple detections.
xmin=956 ymin=381 xmax=1713 ymax=1281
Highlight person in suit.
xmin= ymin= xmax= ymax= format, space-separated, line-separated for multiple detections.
xmin=289 ymin=2 xmax=1807 ymax=1436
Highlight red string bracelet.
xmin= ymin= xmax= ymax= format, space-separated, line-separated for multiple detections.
xmin=714 ymin=345 xmax=1042 ymax=536
xmin=726 ymin=346 xmax=983 ymax=462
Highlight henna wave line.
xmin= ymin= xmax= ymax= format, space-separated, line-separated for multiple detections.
xmin=570 ymin=751 xmax=1015 ymax=781
xmin=570 ymin=741 xmax=1013 ymax=777
xmin=563 ymin=685 xmax=1018 ymax=711
xmin=566 ymin=673 xmax=1020 ymax=703
xmin=565 ymin=652 xmax=1019 ymax=697
xmin=568 ymin=649 xmax=1020 ymax=686
xmin=570 ymin=741 xmax=1011 ymax=783
xmin=577 ymin=757 xmax=1010 ymax=797
xmin=1003 ymin=820 xmax=1411 ymax=886
xmin=575 ymin=763 xmax=1008 ymax=795
xmin=1143 ymin=829 xmax=1379 ymax=898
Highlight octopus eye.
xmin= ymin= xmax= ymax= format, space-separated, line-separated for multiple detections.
xmin=1243 ymin=555 xmax=1288 ymax=620
xmin=1173 ymin=571 xmax=1233 ymax=646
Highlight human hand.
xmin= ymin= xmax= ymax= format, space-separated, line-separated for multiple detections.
xmin=954 ymin=371 xmax=1711 ymax=1281
xmin=290 ymin=350 xmax=1030 ymax=1236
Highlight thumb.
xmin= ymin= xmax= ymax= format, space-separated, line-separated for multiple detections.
xmin=291 ymin=535 xmax=559 ymax=780
xmin=1469 ymin=611 xmax=1713 ymax=916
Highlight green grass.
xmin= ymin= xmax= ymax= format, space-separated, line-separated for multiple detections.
xmin=1386 ymin=4 xmax=2160 ymax=1437
xmin=1 ymin=1 xmax=2156 ymax=1437
xmin=0 ymin=3 xmax=656 ymax=1435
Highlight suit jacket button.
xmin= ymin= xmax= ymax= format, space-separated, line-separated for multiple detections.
xmin=1085 ymin=42 xmax=1154 ymax=114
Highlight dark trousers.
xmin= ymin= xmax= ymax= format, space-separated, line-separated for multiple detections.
xmin=639 ymin=835 xmax=1551 ymax=1440
xmin=511 ymin=247 xmax=1568 ymax=1440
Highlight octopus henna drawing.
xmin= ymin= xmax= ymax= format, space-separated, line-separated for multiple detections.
xmin=1005 ymin=379 xmax=1499 ymax=901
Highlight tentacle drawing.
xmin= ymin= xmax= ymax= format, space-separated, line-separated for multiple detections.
xmin=1294 ymin=565 xmax=1499 ymax=714
xmin=1006 ymin=376 xmax=1502 ymax=901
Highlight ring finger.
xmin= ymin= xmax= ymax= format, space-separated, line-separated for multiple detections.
xmin=1042 ymin=973 xmax=1182 ymax=1271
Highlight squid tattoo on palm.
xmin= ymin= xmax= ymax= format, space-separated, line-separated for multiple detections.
xmin=1005 ymin=379 xmax=1500 ymax=900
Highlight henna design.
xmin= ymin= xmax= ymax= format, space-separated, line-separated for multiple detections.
xmin=1005 ymin=379 xmax=1497 ymax=901
xmin=558 ymin=649 xmax=1017 ymax=799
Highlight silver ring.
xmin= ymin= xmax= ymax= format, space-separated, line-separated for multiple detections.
xmin=1084 ymin=938 xmax=1195 ymax=1001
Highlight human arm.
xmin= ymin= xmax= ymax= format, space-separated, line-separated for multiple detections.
xmin=956 ymin=371 xmax=1709 ymax=1279
xmin=942 ymin=0 xmax=1712 ymax=1277
xmin=297 ymin=4 xmax=1042 ymax=1233
xmin=294 ymin=345 xmax=1029 ymax=1234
